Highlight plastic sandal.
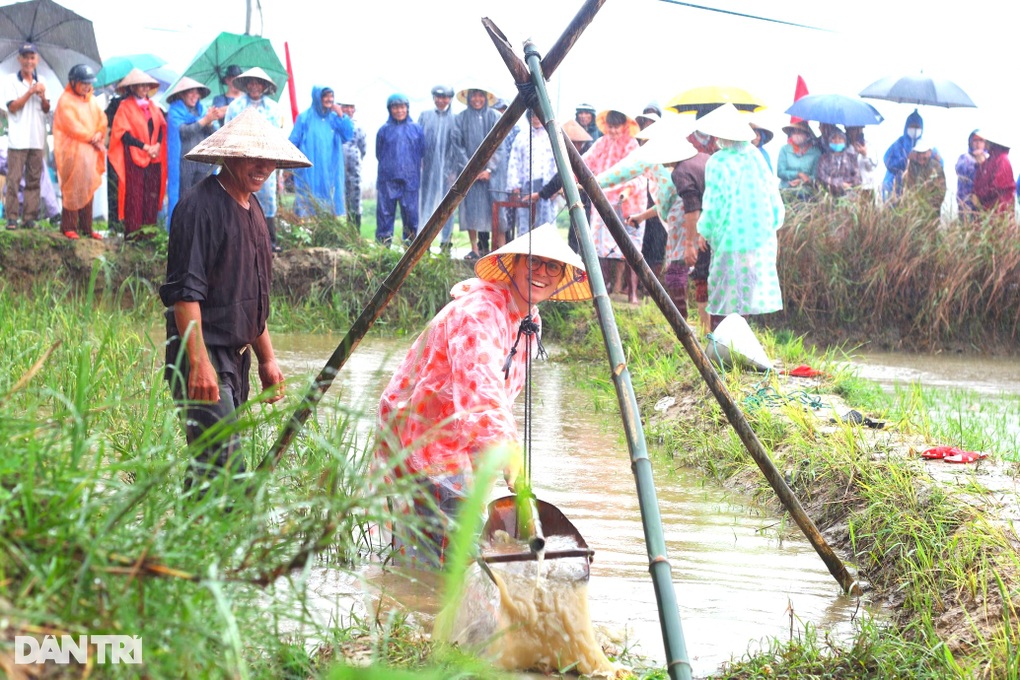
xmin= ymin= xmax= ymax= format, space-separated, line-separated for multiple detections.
xmin=89 ymin=231 xmax=103 ymax=240
xmin=921 ymin=446 xmax=962 ymax=460
xmin=63 ymin=230 xmax=80 ymax=240
xmin=944 ymin=451 xmax=988 ymax=464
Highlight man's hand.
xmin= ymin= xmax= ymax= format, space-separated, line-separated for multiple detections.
xmin=30 ymin=81 xmax=45 ymax=97
xmin=188 ymin=357 xmax=220 ymax=403
xmin=477 ymin=169 xmax=491 ymax=182
xmin=258 ymin=358 xmax=285 ymax=404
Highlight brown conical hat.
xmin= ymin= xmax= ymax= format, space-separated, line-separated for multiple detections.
xmin=185 ymin=107 xmax=311 ymax=168
xmin=116 ymin=68 xmax=159 ymax=95
xmin=165 ymin=76 xmax=211 ymax=104
xmin=561 ymin=118 xmax=592 ymax=143
xmin=232 ymin=67 xmax=277 ymax=95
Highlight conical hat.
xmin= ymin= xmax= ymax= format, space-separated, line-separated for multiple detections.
xmin=116 ymin=68 xmax=159 ymax=95
xmin=232 ymin=67 xmax=278 ymax=96
xmin=695 ymin=103 xmax=756 ymax=142
xmin=165 ymin=76 xmax=211 ymax=104
xmin=561 ymin=118 xmax=592 ymax=143
xmin=635 ymin=120 xmax=699 ymax=165
xmin=185 ymin=107 xmax=311 ymax=168
xmin=475 ymin=223 xmax=591 ymax=302
xmin=456 ymin=87 xmax=497 ymax=107
xmin=595 ymin=109 xmax=640 ymax=138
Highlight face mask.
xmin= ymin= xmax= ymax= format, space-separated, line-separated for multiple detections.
xmin=829 ymin=143 xmax=846 ymax=153
xmin=907 ymin=128 xmax=922 ymax=140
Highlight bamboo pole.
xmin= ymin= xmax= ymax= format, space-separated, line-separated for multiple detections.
xmin=562 ymin=136 xmax=862 ymax=597
xmin=258 ymin=0 xmax=608 ymax=472
xmin=521 ymin=40 xmax=693 ymax=680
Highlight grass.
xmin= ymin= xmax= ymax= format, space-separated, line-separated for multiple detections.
xmin=558 ymin=300 xmax=1020 ymax=678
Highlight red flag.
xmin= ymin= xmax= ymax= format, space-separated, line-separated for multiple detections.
xmin=285 ymin=41 xmax=298 ymax=124
xmin=790 ymin=75 xmax=809 ymax=123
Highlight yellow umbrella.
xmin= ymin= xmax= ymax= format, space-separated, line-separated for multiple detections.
xmin=666 ymin=85 xmax=765 ymax=116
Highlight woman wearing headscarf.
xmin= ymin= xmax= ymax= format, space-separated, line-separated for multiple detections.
xmin=165 ymin=76 xmax=225 ymax=223
xmin=776 ymin=120 xmax=821 ymax=200
xmin=374 ymin=223 xmax=590 ymax=566
xmin=972 ymin=129 xmax=1016 ymax=216
xmin=955 ymin=130 xmax=987 ymax=218
xmin=52 ymin=64 xmax=106 ymax=240
xmin=815 ymin=125 xmax=860 ymax=197
xmin=109 ymin=68 xmax=167 ymax=239
xmin=450 ymin=87 xmax=503 ymax=260
xmin=696 ymin=104 xmax=785 ymax=330
xmin=583 ymin=109 xmax=645 ymax=295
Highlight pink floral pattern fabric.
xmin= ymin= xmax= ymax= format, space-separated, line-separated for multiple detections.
xmin=376 ymin=278 xmax=538 ymax=480
xmin=582 ymin=134 xmax=645 ymax=259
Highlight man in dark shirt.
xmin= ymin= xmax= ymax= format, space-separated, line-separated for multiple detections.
xmin=159 ymin=108 xmax=310 ymax=496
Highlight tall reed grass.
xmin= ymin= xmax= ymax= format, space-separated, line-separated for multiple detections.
xmin=777 ymin=197 xmax=1020 ymax=350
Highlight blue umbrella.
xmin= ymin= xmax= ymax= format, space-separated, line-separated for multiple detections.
xmin=859 ymin=74 xmax=976 ymax=108
xmin=95 ymin=53 xmax=166 ymax=88
xmin=784 ymin=94 xmax=884 ymax=126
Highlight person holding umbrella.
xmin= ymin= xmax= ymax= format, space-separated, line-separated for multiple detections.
xmin=212 ymin=65 xmax=243 ymax=114
xmin=109 ymin=68 xmax=167 ymax=240
xmin=881 ymin=110 xmax=942 ymax=201
xmin=3 ymin=43 xmax=50 ymax=230
xmin=52 ymin=64 xmax=105 ymax=240
xmin=226 ymin=67 xmax=285 ymax=252
xmin=166 ymin=77 xmax=226 ymax=223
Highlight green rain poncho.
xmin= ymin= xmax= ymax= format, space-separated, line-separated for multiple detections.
xmin=697 ymin=141 xmax=785 ymax=316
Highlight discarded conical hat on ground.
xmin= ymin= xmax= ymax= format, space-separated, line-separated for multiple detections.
xmin=696 ymin=103 xmax=756 ymax=142
xmin=456 ymin=87 xmax=497 ymax=107
xmin=561 ymin=118 xmax=592 ymax=143
xmin=116 ymin=68 xmax=159 ymax=95
xmin=475 ymin=223 xmax=592 ymax=302
xmin=185 ymin=107 xmax=311 ymax=168
xmin=233 ymin=67 xmax=278 ymax=95
xmin=165 ymin=76 xmax=211 ymax=104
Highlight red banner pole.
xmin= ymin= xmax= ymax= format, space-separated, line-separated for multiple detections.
xmin=285 ymin=41 xmax=298 ymax=123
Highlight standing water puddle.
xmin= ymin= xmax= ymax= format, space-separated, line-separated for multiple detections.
xmin=273 ymin=333 xmax=863 ymax=677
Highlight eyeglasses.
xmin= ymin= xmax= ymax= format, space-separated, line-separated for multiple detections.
xmin=525 ymin=256 xmax=564 ymax=277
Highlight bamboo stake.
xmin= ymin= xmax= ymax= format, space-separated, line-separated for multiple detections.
xmin=258 ymin=0 xmax=608 ymax=472
xmin=563 ymin=135 xmax=862 ymax=598
xmin=515 ymin=39 xmax=693 ymax=680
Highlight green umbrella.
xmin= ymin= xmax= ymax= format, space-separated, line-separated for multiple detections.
xmin=94 ymin=54 xmax=167 ymax=88
xmin=182 ymin=32 xmax=287 ymax=102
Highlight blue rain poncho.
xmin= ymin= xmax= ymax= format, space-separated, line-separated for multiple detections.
xmin=697 ymin=141 xmax=786 ymax=316
xmin=289 ymin=85 xmax=355 ymax=217
xmin=167 ymin=99 xmax=215 ymax=222
xmin=882 ymin=110 xmax=923 ymax=199
xmin=376 ymin=106 xmax=425 ymax=188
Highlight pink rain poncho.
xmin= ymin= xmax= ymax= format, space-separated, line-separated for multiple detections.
xmin=375 ymin=277 xmax=538 ymax=481
xmin=582 ymin=134 xmax=645 ymax=259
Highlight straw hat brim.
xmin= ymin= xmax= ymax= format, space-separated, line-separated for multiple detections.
xmin=474 ymin=223 xmax=592 ymax=302
xmin=561 ymin=118 xmax=592 ymax=143
xmin=696 ymin=103 xmax=757 ymax=142
xmin=456 ymin=88 xmax=497 ymax=107
xmin=185 ymin=107 xmax=311 ymax=169
xmin=166 ymin=76 xmax=211 ymax=104
xmin=116 ymin=68 xmax=159 ymax=95
xmin=595 ymin=110 xmax=640 ymax=138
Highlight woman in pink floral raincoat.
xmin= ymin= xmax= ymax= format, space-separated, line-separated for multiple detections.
xmin=375 ymin=223 xmax=591 ymax=567
xmin=582 ymin=110 xmax=646 ymax=296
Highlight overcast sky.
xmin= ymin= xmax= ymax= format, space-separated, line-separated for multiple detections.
xmin=44 ymin=0 xmax=1017 ymax=191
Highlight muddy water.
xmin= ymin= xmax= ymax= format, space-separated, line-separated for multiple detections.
xmin=273 ymin=333 xmax=863 ymax=677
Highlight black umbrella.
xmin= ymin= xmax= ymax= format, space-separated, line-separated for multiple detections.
xmin=0 ymin=0 xmax=101 ymax=86
xmin=859 ymin=74 xmax=976 ymax=108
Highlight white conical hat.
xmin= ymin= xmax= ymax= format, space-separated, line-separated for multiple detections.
xmin=185 ymin=107 xmax=311 ymax=168
xmin=456 ymin=87 xmax=497 ymax=107
xmin=636 ymin=120 xmax=699 ymax=165
xmin=232 ymin=67 xmax=278 ymax=95
xmin=475 ymin=223 xmax=591 ymax=302
xmin=695 ymin=103 xmax=756 ymax=142
xmin=165 ymin=76 xmax=211 ymax=104
xmin=116 ymin=67 xmax=159 ymax=95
